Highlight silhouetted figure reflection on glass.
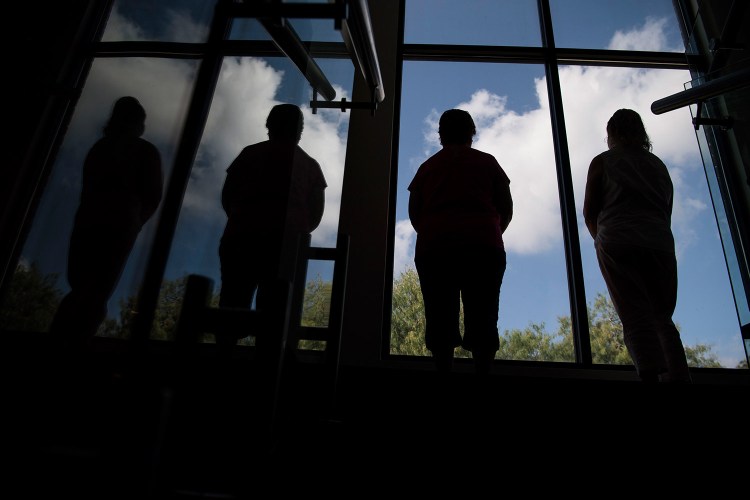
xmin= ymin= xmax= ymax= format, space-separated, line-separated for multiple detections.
xmin=408 ymin=109 xmax=513 ymax=375
xmin=50 ymin=96 xmax=163 ymax=350
xmin=583 ymin=108 xmax=691 ymax=383
xmin=218 ymin=104 xmax=327 ymax=352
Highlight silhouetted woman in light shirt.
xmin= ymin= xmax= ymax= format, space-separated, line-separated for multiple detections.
xmin=583 ymin=108 xmax=690 ymax=383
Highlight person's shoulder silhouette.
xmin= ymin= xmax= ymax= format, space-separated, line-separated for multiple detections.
xmin=78 ymin=96 xmax=162 ymax=229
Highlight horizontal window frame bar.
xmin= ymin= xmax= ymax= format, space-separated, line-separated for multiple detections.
xmin=403 ymin=43 xmax=699 ymax=70
xmin=93 ymin=40 xmax=352 ymax=60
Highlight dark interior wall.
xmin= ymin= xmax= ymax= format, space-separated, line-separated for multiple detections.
xmin=3 ymin=1 xmax=105 ymax=290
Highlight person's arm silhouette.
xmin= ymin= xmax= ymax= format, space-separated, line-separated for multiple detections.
xmin=139 ymin=141 xmax=163 ymax=224
xmin=583 ymin=155 xmax=604 ymax=239
xmin=308 ymin=181 xmax=325 ymax=232
xmin=495 ymin=178 xmax=513 ymax=234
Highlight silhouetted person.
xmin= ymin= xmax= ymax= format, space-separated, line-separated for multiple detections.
xmin=583 ymin=108 xmax=691 ymax=383
xmin=218 ymin=103 xmax=327 ymax=352
xmin=409 ymin=109 xmax=513 ymax=374
xmin=49 ymin=96 xmax=163 ymax=350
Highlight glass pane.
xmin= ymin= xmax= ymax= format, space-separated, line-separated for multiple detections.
xmin=231 ymin=13 xmax=343 ymax=43
xmin=690 ymin=87 xmax=750 ymax=326
xmin=392 ymin=61 xmax=573 ymax=363
xmin=549 ymin=0 xmax=683 ymax=52
xmin=297 ymin=258 xmax=335 ymax=352
xmin=0 ymin=57 xmax=196 ymax=337
xmin=154 ymin=56 xmax=353 ymax=342
xmin=405 ymin=0 xmax=541 ymax=47
xmin=562 ymin=65 xmax=745 ymax=369
xmin=102 ymin=0 xmax=218 ymax=43
xmin=230 ymin=18 xmax=272 ymax=41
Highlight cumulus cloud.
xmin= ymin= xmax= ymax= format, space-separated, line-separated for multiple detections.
xmin=61 ymin=11 xmax=707 ymax=265
xmin=91 ymin=7 xmax=350 ymax=250
xmin=102 ymin=3 xmax=209 ymax=42
xmin=393 ymin=219 xmax=416 ymax=277
xmin=608 ymin=17 xmax=675 ymax=52
xmin=179 ymin=56 xmax=349 ymax=247
xmin=399 ymin=17 xmax=704 ymax=260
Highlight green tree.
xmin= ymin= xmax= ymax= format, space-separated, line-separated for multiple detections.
xmin=298 ymin=275 xmax=331 ymax=350
xmin=99 ymin=276 xmax=215 ymax=342
xmin=497 ymin=322 xmax=571 ymax=362
xmin=684 ymin=344 xmax=722 ymax=368
xmin=0 ymin=263 xmax=62 ymax=331
xmin=388 ymin=266 xmax=737 ymax=368
xmin=389 ymin=267 xmax=473 ymax=358
xmin=389 ymin=267 xmax=429 ymax=357
xmin=586 ymin=293 xmax=632 ymax=365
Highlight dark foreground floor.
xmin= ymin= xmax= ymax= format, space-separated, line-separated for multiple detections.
xmin=6 ymin=348 xmax=748 ymax=498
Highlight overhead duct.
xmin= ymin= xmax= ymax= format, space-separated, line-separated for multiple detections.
xmin=230 ymin=0 xmax=385 ymax=112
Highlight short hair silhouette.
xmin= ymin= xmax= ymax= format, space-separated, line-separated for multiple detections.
xmin=607 ymin=108 xmax=652 ymax=151
xmin=266 ymin=103 xmax=304 ymax=142
xmin=104 ymin=96 xmax=146 ymax=137
xmin=438 ymin=109 xmax=476 ymax=145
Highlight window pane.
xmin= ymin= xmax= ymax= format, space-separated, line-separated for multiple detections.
xmin=231 ymin=17 xmax=344 ymax=43
xmin=102 ymin=0 xmax=217 ymax=43
xmin=405 ymin=0 xmax=541 ymax=47
xmin=691 ymin=95 xmax=750 ymax=326
xmin=153 ymin=56 xmax=353 ymax=342
xmin=561 ymin=65 xmax=745 ymax=369
xmin=392 ymin=61 xmax=574 ymax=363
xmin=549 ymin=0 xmax=683 ymax=52
xmin=0 ymin=57 xmax=196 ymax=336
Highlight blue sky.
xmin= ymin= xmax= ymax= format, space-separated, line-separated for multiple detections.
xmin=394 ymin=0 xmax=743 ymax=367
xmin=14 ymin=0 xmax=745 ymax=367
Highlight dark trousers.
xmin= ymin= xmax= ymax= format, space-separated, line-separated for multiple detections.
xmin=415 ymin=246 xmax=506 ymax=358
xmin=595 ymin=241 xmax=691 ymax=382
xmin=49 ymin=227 xmax=137 ymax=347
xmin=218 ymin=237 xmax=291 ymax=352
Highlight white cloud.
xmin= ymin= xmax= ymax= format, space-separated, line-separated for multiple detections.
xmin=401 ymin=17 xmax=705 ymax=258
xmin=393 ymin=219 xmax=416 ymax=277
xmin=101 ymin=4 xmax=209 ymax=42
xmin=178 ymin=56 xmax=350 ymax=248
xmin=100 ymin=5 xmax=146 ymax=41
xmin=67 ymin=12 xmax=710 ymax=271
xmin=608 ymin=17 xmax=674 ymax=52
xmin=66 ymin=6 xmax=349 ymax=262
xmin=164 ymin=9 xmax=210 ymax=42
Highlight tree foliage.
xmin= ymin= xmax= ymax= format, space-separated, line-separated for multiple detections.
xmin=0 ymin=263 xmax=62 ymax=331
xmin=389 ymin=266 xmax=735 ymax=368
xmin=297 ymin=275 xmax=331 ymax=351
xmin=0 ymin=262 xmax=742 ymax=369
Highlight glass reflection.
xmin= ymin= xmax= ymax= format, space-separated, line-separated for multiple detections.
xmin=0 ymin=57 xmax=195 ymax=338
xmin=154 ymin=55 xmax=353 ymax=342
xmin=102 ymin=0 xmax=217 ymax=43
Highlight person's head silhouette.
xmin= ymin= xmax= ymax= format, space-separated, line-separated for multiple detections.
xmin=104 ymin=96 xmax=146 ymax=138
xmin=266 ymin=104 xmax=304 ymax=143
xmin=606 ymin=108 xmax=651 ymax=151
xmin=438 ymin=109 xmax=476 ymax=145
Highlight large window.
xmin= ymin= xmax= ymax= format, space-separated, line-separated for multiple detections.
xmin=391 ymin=0 xmax=746 ymax=369
xmin=0 ymin=0 xmax=353 ymax=344
xmin=156 ymin=55 xmax=353 ymax=341
xmin=561 ymin=65 xmax=743 ymax=368
xmin=0 ymin=55 xmax=195 ymax=336
xmin=392 ymin=61 xmax=573 ymax=362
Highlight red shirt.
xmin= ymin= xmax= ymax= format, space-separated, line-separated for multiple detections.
xmin=408 ymin=145 xmax=512 ymax=257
